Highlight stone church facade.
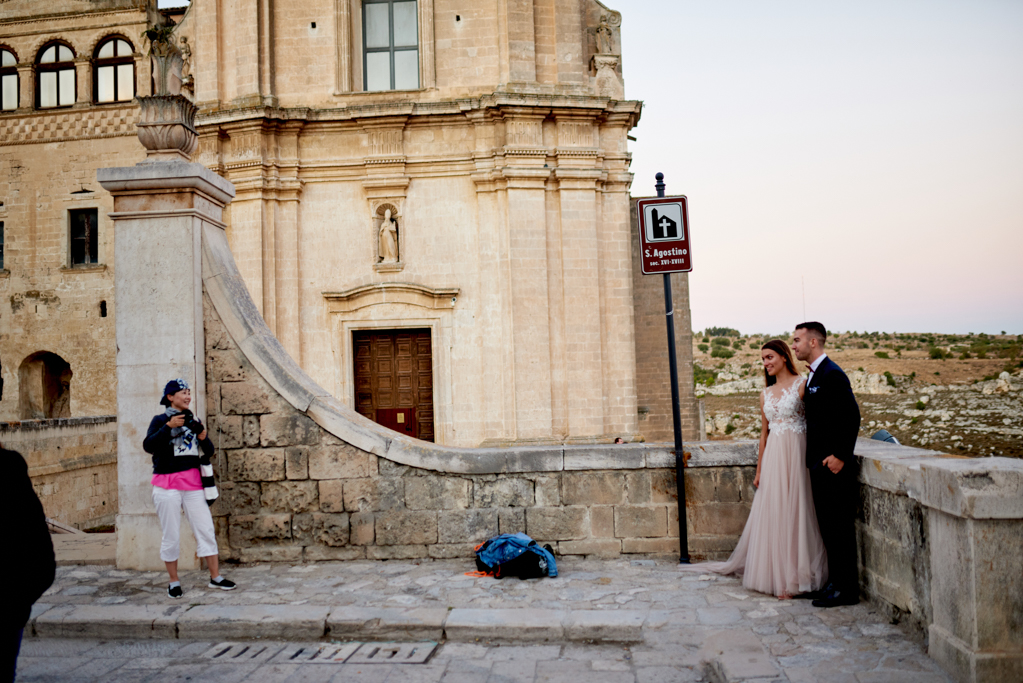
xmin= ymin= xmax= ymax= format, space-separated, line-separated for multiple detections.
xmin=0 ymin=0 xmax=699 ymax=446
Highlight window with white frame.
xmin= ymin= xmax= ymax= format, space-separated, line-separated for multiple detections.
xmin=94 ymin=37 xmax=135 ymax=103
xmin=363 ymin=0 xmax=419 ymax=91
xmin=1 ymin=48 xmax=18 ymax=111
xmin=37 ymin=42 xmax=76 ymax=108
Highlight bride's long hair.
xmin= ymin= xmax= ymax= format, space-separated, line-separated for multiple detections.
xmin=762 ymin=339 xmax=800 ymax=387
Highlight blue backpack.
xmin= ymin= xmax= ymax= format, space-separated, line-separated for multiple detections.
xmin=474 ymin=533 xmax=558 ymax=579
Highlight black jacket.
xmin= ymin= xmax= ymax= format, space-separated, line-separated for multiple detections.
xmin=1 ymin=448 xmax=56 ymax=629
xmin=803 ymin=357 xmax=861 ymax=469
xmin=143 ymin=413 xmax=214 ymax=474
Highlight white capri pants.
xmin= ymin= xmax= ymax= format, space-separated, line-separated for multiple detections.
xmin=152 ymin=486 xmax=219 ymax=562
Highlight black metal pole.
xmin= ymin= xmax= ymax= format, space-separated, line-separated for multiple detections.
xmin=656 ymin=172 xmax=690 ymax=564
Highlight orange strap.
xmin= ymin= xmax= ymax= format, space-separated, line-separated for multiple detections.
xmin=464 ymin=570 xmax=493 ymax=578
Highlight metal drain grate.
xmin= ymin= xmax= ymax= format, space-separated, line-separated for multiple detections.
xmin=201 ymin=642 xmax=282 ymax=663
xmin=346 ymin=642 xmax=438 ymax=665
xmin=271 ymin=642 xmax=361 ymax=664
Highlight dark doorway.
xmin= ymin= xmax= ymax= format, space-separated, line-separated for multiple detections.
xmin=19 ymin=351 xmax=72 ymax=419
xmin=353 ymin=329 xmax=434 ymax=442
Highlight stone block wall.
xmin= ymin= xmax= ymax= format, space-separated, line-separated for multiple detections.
xmin=0 ymin=416 xmax=117 ymax=529
xmin=203 ymin=292 xmax=756 ymax=563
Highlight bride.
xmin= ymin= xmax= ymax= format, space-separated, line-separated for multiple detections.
xmin=684 ymin=339 xmax=827 ymax=598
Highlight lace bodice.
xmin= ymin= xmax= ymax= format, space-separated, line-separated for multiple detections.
xmin=763 ymin=380 xmax=806 ymax=435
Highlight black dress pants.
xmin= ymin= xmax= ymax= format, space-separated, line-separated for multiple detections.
xmin=810 ymin=464 xmax=859 ymax=594
xmin=0 ymin=626 xmax=22 ymax=683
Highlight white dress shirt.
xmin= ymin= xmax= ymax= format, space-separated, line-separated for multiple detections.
xmin=807 ymin=352 xmax=828 ymax=386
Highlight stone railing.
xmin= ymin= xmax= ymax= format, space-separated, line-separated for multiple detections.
xmin=0 ymin=417 xmax=118 ymax=530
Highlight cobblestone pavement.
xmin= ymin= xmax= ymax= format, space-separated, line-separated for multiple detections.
xmin=26 ymin=558 xmax=953 ymax=682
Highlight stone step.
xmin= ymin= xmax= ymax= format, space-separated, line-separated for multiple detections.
xmin=29 ymin=603 xmax=649 ymax=644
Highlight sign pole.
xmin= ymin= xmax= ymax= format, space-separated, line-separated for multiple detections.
xmin=655 ymin=172 xmax=690 ymax=564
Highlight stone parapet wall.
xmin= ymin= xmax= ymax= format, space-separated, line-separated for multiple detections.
xmin=0 ymin=416 xmax=117 ymax=529
xmin=204 ymin=290 xmax=756 ymax=563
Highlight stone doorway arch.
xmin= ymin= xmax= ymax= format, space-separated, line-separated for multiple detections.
xmin=19 ymin=351 xmax=72 ymax=419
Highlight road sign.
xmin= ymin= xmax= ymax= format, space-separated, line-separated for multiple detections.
xmin=637 ymin=196 xmax=691 ymax=274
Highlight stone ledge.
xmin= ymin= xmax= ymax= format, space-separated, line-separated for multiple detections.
xmin=29 ymin=604 xmax=653 ymax=644
xmin=855 ymin=438 xmax=1023 ymax=519
xmin=0 ymin=416 xmax=117 ymax=434
xmin=176 ymin=604 xmax=330 ymax=640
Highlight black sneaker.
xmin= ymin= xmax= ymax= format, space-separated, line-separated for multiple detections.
xmin=209 ymin=577 xmax=237 ymax=591
xmin=168 ymin=584 xmax=183 ymax=599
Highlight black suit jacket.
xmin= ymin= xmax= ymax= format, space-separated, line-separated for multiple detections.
xmin=803 ymin=357 xmax=861 ymax=469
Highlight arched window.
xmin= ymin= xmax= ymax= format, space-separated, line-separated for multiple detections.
xmin=1 ymin=48 xmax=18 ymax=111
xmin=37 ymin=42 xmax=76 ymax=108
xmin=94 ymin=37 xmax=135 ymax=103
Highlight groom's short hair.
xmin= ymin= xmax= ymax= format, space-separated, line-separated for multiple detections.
xmin=795 ymin=321 xmax=827 ymax=345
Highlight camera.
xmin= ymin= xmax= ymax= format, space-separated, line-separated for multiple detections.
xmin=179 ymin=409 xmax=204 ymax=435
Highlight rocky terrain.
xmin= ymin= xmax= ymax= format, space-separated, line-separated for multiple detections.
xmin=693 ymin=329 xmax=1023 ymax=458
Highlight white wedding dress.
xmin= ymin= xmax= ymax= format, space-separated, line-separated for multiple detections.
xmin=685 ymin=379 xmax=828 ymax=597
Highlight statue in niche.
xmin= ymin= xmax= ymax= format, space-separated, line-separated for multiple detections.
xmin=596 ymin=14 xmax=614 ymax=54
xmin=378 ymin=209 xmax=399 ymax=263
xmin=179 ymin=36 xmax=194 ymax=96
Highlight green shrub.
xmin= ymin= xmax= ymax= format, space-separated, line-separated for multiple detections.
xmin=711 ymin=347 xmax=735 ymax=359
xmin=884 ymin=371 xmax=896 ymax=387
xmin=748 ymin=341 xmax=759 ymax=348
xmin=712 ymin=337 xmax=731 ymax=347
xmin=697 ymin=344 xmax=709 ymax=353
xmin=875 ymin=351 xmax=889 ymax=359
xmin=959 ymin=351 xmax=971 ymax=360
xmin=732 ymin=339 xmax=744 ymax=349
xmin=702 ymin=337 xmax=709 ymax=343
xmin=724 ymin=423 xmax=736 ymax=435
xmin=706 ymin=327 xmax=740 ymax=337
xmin=929 ymin=347 xmax=947 ymax=360
xmin=693 ymin=365 xmax=716 ymax=386
xmin=915 ymin=400 xmax=926 ymax=410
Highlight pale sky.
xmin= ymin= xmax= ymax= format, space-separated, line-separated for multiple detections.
xmin=156 ymin=0 xmax=1021 ymax=335
xmin=621 ymin=0 xmax=1023 ymax=336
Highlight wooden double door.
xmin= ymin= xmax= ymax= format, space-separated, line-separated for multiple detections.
xmin=353 ymin=329 xmax=435 ymax=442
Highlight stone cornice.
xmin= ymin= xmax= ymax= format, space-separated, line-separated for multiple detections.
xmin=0 ymin=8 xmax=145 ymax=33
xmin=196 ymin=94 xmax=642 ymax=128
xmin=323 ymin=282 xmax=460 ymax=313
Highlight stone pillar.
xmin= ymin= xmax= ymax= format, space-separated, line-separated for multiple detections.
xmin=98 ymin=162 xmax=235 ymax=570
xmin=918 ymin=459 xmax=1023 ymax=683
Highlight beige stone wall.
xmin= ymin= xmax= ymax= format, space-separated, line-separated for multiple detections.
xmin=193 ymin=97 xmax=643 ymax=447
xmin=0 ymin=416 xmax=118 ymax=529
xmin=204 ymin=293 xmax=755 ymax=562
xmin=0 ymin=2 xmax=149 ymax=421
xmin=630 ymin=199 xmax=701 ymax=443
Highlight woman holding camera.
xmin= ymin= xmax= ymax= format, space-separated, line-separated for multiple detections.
xmin=144 ymin=379 xmax=236 ymax=598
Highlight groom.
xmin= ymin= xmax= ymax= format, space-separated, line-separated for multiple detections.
xmin=792 ymin=322 xmax=862 ymax=607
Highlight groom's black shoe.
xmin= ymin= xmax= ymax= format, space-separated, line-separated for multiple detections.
xmin=812 ymin=587 xmax=859 ymax=608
